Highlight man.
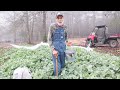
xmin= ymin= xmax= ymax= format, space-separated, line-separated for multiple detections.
xmin=48 ymin=13 xmax=70 ymax=76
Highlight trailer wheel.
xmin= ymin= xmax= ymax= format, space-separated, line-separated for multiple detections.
xmin=109 ymin=40 xmax=119 ymax=48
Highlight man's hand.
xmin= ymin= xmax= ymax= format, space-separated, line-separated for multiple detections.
xmin=66 ymin=41 xmax=72 ymax=46
xmin=52 ymin=48 xmax=58 ymax=58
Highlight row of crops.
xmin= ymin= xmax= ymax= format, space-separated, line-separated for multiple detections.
xmin=0 ymin=46 xmax=120 ymax=79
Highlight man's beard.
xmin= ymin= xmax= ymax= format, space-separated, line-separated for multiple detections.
xmin=57 ymin=22 xmax=64 ymax=26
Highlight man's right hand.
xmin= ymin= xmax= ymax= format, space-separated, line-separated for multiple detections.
xmin=52 ymin=49 xmax=58 ymax=58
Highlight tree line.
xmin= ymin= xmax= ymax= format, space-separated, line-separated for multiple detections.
xmin=0 ymin=11 xmax=120 ymax=44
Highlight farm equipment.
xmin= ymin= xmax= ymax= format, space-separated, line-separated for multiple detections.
xmin=85 ymin=25 xmax=120 ymax=48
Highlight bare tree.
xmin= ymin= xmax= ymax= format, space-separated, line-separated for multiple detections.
xmin=42 ymin=11 xmax=47 ymax=42
xmin=1 ymin=11 xmax=120 ymax=44
xmin=13 ymin=12 xmax=16 ymax=43
xmin=24 ymin=11 xmax=31 ymax=44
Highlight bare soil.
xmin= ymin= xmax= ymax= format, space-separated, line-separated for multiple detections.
xmin=68 ymin=38 xmax=120 ymax=56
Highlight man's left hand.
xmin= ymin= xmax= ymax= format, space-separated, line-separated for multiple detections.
xmin=66 ymin=41 xmax=72 ymax=46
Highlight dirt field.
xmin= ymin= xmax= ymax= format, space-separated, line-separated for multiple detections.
xmin=68 ymin=38 xmax=120 ymax=56
xmin=68 ymin=38 xmax=86 ymax=46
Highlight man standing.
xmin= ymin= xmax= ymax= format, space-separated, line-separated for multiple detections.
xmin=48 ymin=13 xmax=68 ymax=76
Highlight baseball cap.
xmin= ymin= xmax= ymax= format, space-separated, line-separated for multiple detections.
xmin=56 ymin=13 xmax=63 ymax=18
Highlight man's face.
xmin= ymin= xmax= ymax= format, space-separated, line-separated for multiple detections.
xmin=56 ymin=16 xmax=64 ymax=24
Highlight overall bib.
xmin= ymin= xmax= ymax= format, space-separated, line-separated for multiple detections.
xmin=52 ymin=27 xmax=66 ymax=76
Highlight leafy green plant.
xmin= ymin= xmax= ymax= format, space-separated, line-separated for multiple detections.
xmin=0 ymin=45 xmax=120 ymax=79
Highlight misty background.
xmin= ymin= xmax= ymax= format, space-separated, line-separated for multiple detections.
xmin=0 ymin=11 xmax=120 ymax=44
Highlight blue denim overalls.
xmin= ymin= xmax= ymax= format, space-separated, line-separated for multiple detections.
xmin=52 ymin=27 xmax=66 ymax=76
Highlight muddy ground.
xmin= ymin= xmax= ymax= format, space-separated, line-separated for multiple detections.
xmin=69 ymin=38 xmax=120 ymax=56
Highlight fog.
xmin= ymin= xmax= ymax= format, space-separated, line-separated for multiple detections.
xmin=0 ymin=11 xmax=119 ymax=43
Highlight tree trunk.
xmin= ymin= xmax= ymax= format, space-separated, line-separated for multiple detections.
xmin=31 ymin=16 xmax=35 ymax=43
xmin=43 ymin=11 xmax=47 ymax=42
xmin=25 ymin=11 xmax=31 ymax=44
xmin=93 ymin=11 xmax=96 ymax=27
xmin=13 ymin=12 xmax=16 ymax=43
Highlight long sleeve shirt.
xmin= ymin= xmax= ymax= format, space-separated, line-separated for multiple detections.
xmin=47 ymin=23 xmax=68 ymax=49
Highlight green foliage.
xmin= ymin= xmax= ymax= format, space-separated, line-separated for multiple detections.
xmin=0 ymin=45 xmax=120 ymax=79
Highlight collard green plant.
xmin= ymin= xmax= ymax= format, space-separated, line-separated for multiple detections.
xmin=0 ymin=46 xmax=120 ymax=79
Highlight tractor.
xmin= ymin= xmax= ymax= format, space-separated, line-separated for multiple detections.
xmin=85 ymin=25 xmax=120 ymax=48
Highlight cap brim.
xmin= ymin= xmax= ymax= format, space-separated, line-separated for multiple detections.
xmin=56 ymin=15 xmax=63 ymax=18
